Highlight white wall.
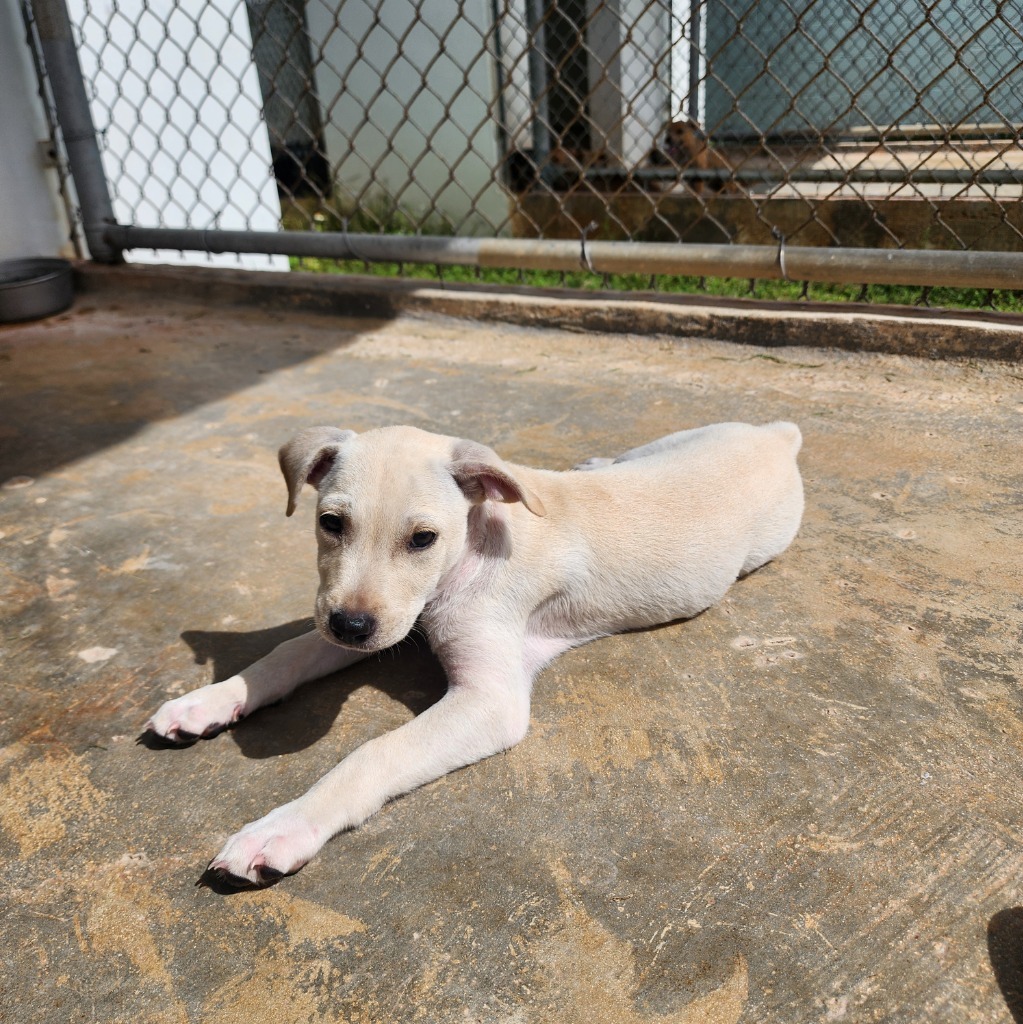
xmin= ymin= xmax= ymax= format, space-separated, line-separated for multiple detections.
xmin=68 ymin=0 xmax=287 ymax=269
xmin=618 ymin=0 xmax=671 ymax=165
xmin=0 ymin=0 xmax=75 ymax=261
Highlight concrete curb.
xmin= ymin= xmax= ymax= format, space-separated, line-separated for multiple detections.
xmin=73 ymin=262 xmax=1023 ymax=362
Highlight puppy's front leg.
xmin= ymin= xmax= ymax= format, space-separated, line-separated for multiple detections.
xmin=208 ymin=643 xmax=531 ymax=886
xmin=147 ymin=629 xmax=366 ymax=742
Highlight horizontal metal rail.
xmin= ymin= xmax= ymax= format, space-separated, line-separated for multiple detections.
xmin=718 ymin=124 xmax=1023 ymax=143
xmin=105 ymin=225 xmax=1023 ymax=290
xmin=631 ymin=167 xmax=1023 ymax=185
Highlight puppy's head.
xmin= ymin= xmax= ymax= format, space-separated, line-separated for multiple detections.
xmin=278 ymin=425 xmax=544 ymax=651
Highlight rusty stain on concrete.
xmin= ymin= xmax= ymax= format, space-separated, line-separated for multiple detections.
xmin=83 ymin=872 xmax=189 ymax=1023
xmin=537 ymin=860 xmax=749 ymax=1023
xmin=0 ymin=735 xmax=109 ymax=857
xmin=198 ymin=894 xmax=366 ymax=1024
xmin=543 ymin=662 xmax=725 ymax=786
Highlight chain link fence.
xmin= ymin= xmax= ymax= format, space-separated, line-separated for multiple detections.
xmin=23 ymin=0 xmax=1023 ymax=299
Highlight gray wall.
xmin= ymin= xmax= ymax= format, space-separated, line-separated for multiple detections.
xmin=306 ymin=0 xmax=508 ymax=234
xmin=0 ymin=0 xmax=74 ymax=261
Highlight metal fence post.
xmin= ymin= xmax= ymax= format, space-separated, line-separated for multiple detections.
xmin=524 ymin=0 xmax=554 ymax=182
xmin=29 ymin=0 xmax=121 ymax=263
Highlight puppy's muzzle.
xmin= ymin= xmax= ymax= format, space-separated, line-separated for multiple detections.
xmin=328 ymin=610 xmax=377 ymax=647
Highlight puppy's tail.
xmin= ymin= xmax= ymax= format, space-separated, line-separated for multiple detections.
xmin=768 ymin=421 xmax=803 ymax=455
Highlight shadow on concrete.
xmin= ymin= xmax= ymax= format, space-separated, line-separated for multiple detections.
xmin=989 ymin=907 xmax=1023 ymax=1022
xmin=194 ymin=865 xmax=276 ymax=895
xmin=194 ymin=862 xmax=292 ymax=895
xmin=0 ymin=265 xmax=400 ymax=483
xmin=179 ymin=621 xmax=447 ymax=759
xmin=8 ymin=262 xmax=1022 ymax=487
xmin=183 ymin=619 xmax=317 ymax=681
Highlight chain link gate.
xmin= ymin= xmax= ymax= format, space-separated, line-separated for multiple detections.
xmin=23 ymin=0 xmax=1023 ymax=296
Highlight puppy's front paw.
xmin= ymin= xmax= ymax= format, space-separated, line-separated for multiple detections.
xmin=207 ymin=805 xmax=323 ymax=887
xmin=145 ymin=681 xmax=245 ymax=743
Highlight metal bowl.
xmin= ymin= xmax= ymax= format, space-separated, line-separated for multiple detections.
xmin=0 ymin=258 xmax=74 ymax=324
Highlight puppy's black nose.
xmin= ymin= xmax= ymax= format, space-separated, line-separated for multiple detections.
xmin=329 ymin=610 xmax=377 ymax=646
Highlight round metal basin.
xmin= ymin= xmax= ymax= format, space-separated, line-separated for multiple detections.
xmin=0 ymin=258 xmax=74 ymax=324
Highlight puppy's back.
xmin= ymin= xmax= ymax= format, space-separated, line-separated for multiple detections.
xmin=551 ymin=421 xmax=804 ymax=630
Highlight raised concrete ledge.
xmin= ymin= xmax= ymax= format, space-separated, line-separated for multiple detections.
xmin=74 ymin=261 xmax=1023 ymax=362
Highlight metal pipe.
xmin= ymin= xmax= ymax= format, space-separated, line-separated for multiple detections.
xmin=686 ymin=0 xmax=701 ymax=123
xmin=524 ymin=0 xmax=553 ymax=179
xmin=104 ymin=226 xmax=484 ymax=264
xmin=716 ymin=125 xmax=1023 ymax=144
xmin=30 ymin=0 xmax=121 ymax=263
xmin=489 ymin=0 xmax=511 ymax=174
xmin=105 ymin=224 xmax=1023 ymax=290
xmin=630 ymin=166 xmax=1023 ymax=186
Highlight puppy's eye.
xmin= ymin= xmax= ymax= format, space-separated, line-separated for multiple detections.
xmin=409 ymin=530 xmax=437 ymax=550
xmin=319 ymin=512 xmax=346 ymax=535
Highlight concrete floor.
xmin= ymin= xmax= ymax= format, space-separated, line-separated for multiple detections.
xmin=1 ymin=271 xmax=1022 ymax=1023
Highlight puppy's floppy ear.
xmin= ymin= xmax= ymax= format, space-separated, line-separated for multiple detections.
xmin=449 ymin=440 xmax=546 ymax=517
xmin=278 ymin=427 xmax=355 ymax=516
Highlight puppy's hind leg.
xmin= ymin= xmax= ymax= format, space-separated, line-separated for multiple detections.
xmin=574 ymin=426 xmax=711 ymax=470
xmin=607 ymin=426 xmax=717 ymax=464
xmin=573 ymin=456 xmax=615 ymax=471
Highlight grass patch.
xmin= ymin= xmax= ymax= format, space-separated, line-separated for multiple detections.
xmin=288 ymin=255 xmax=1023 ymax=314
xmin=281 ymin=194 xmax=1023 ymax=313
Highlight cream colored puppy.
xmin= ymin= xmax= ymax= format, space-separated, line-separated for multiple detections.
xmin=147 ymin=421 xmax=804 ymax=886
